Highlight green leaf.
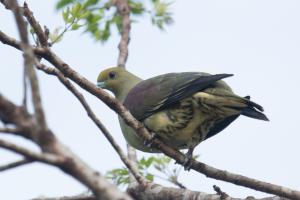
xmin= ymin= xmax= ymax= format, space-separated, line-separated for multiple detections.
xmin=71 ymin=23 xmax=81 ymax=30
xmin=83 ymin=0 xmax=99 ymax=8
xmin=79 ymin=10 xmax=91 ymax=19
xmin=113 ymin=14 xmax=122 ymax=33
xmin=144 ymin=157 xmax=155 ymax=168
xmin=62 ymin=8 xmax=70 ymax=22
xmin=129 ymin=1 xmax=144 ymax=15
xmin=146 ymin=173 xmax=154 ymax=181
xmin=56 ymin=0 xmax=74 ymax=10
xmin=71 ymin=2 xmax=82 ymax=16
xmin=139 ymin=157 xmax=147 ymax=166
xmin=154 ymin=0 xmax=167 ymax=16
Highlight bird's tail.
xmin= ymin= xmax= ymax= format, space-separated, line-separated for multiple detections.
xmin=240 ymin=96 xmax=269 ymax=121
xmin=195 ymin=91 xmax=269 ymax=121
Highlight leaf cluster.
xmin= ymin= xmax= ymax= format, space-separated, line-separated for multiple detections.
xmin=54 ymin=0 xmax=173 ymax=43
xmin=105 ymin=155 xmax=182 ymax=187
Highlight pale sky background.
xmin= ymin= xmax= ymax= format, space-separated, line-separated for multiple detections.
xmin=0 ymin=0 xmax=300 ymax=199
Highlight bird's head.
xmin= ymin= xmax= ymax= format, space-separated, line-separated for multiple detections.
xmin=97 ymin=66 xmax=142 ymax=101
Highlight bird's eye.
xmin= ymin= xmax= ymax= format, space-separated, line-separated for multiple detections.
xmin=109 ymin=71 xmax=116 ymax=79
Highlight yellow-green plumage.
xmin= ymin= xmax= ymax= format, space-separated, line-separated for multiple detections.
xmin=97 ymin=67 xmax=268 ymax=156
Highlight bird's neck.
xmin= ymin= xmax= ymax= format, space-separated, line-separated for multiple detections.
xmin=115 ymin=75 xmax=142 ymax=103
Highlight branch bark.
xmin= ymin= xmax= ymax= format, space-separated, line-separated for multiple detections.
xmin=30 ymin=183 xmax=290 ymax=200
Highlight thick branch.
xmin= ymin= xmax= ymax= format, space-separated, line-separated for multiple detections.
xmin=31 ymin=194 xmax=95 ymax=200
xmin=128 ymin=183 xmax=290 ymax=200
xmin=30 ymin=183 xmax=290 ymax=200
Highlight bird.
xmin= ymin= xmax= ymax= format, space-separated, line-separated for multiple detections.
xmin=97 ymin=66 xmax=268 ymax=168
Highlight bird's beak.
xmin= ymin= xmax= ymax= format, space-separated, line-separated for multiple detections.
xmin=97 ymin=81 xmax=106 ymax=88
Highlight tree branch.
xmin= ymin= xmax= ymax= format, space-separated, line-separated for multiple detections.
xmin=23 ymin=2 xmax=49 ymax=47
xmin=0 ymin=139 xmax=63 ymax=165
xmin=0 ymin=158 xmax=33 ymax=172
xmin=8 ymin=0 xmax=48 ymax=131
xmin=0 ymin=127 xmax=22 ymax=135
xmin=31 ymin=194 xmax=95 ymax=200
xmin=28 ymin=183 xmax=291 ymax=200
xmin=115 ymin=0 xmax=131 ymax=67
xmin=127 ymin=183 xmax=290 ymax=200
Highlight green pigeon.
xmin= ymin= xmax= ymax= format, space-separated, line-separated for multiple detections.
xmin=97 ymin=67 xmax=268 ymax=166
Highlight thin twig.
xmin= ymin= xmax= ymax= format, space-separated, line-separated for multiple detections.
xmin=0 ymin=127 xmax=22 ymax=135
xmin=22 ymin=66 xmax=28 ymax=108
xmin=0 ymin=139 xmax=63 ymax=165
xmin=23 ymin=2 xmax=48 ymax=47
xmin=115 ymin=0 xmax=131 ymax=67
xmin=127 ymin=144 xmax=138 ymax=183
xmin=0 ymin=159 xmax=33 ymax=172
xmin=50 ymin=18 xmax=76 ymax=45
xmin=213 ymin=185 xmax=229 ymax=199
xmin=8 ymin=0 xmax=48 ymax=131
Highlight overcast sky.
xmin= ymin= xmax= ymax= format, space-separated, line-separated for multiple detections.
xmin=1 ymin=0 xmax=300 ymax=199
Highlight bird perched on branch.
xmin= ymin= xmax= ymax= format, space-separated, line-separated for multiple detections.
xmin=97 ymin=67 xmax=268 ymax=168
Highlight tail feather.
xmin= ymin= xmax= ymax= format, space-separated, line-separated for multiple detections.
xmin=243 ymin=96 xmax=264 ymax=111
xmin=241 ymin=107 xmax=269 ymax=121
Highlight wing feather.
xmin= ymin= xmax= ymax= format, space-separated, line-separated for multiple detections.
xmin=123 ymin=72 xmax=233 ymax=120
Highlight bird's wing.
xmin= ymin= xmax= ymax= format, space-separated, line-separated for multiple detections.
xmin=123 ymin=72 xmax=233 ymax=120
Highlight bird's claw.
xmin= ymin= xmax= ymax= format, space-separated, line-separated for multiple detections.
xmin=175 ymin=147 xmax=194 ymax=171
xmin=143 ymin=132 xmax=157 ymax=148
xmin=182 ymin=153 xmax=193 ymax=171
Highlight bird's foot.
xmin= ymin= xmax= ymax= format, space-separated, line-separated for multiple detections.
xmin=144 ymin=132 xmax=157 ymax=148
xmin=182 ymin=151 xmax=193 ymax=171
xmin=176 ymin=147 xmax=194 ymax=171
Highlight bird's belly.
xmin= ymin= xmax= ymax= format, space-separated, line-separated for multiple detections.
xmin=144 ymin=99 xmax=213 ymax=149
